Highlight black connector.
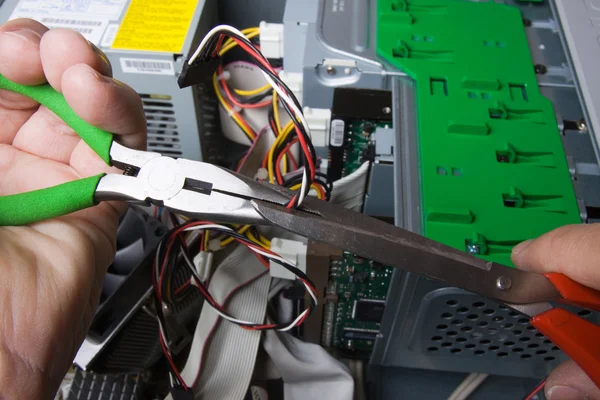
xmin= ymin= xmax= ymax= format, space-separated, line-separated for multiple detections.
xmin=171 ymin=387 xmax=194 ymax=400
xmin=177 ymin=58 xmax=221 ymax=88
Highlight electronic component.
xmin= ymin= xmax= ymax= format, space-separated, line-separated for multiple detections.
xmin=327 ymin=88 xmax=393 ymax=181
xmin=324 ymin=252 xmax=393 ymax=356
xmin=269 ymin=238 xmax=308 ymax=280
xmin=353 ymin=299 xmax=386 ymax=323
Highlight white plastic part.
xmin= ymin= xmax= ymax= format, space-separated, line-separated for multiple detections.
xmin=208 ymin=239 xmax=221 ymax=252
xmin=303 ymin=107 xmax=332 ymax=147
xmin=278 ymin=70 xmax=303 ymax=106
xmin=259 ymin=21 xmax=284 ymax=59
xmin=192 ymin=251 xmax=214 ymax=283
xmin=269 ymin=238 xmax=308 ymax=280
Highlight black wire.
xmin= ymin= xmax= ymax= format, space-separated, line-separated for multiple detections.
xmin=156 ymin=222 xmax=317 ymax=330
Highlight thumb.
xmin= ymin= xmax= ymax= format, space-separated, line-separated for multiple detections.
xmin=545 ymin=360 xmax=600 ymax=400
xmin=511 ymin=224 xmax=600 ymax=291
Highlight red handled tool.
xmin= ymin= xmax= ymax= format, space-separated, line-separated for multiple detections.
xmin=252 ymin=199 xmax=600 ymax=387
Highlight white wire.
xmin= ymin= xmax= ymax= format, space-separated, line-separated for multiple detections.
xmin=170 ymin=223 xmax=316 ymax=330
xmin=454 ymin=374 xmax=487 ymax=400
xmin=279 ymin=309 xmax=309 ymax=332
xmin=189 ymin=25 xmax=246 ymax=64
xmin=448 ymin=373 xmax=487 ymax=400
xmin=298 ymin=168 xmax=308 ymax=206
xmin=243 ymin=244 xmax=318 ymax=306
xmin=187 ymin=24 xmax=312 ymax=206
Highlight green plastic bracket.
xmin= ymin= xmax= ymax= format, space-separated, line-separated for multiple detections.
xmin=377 ymin=0 xmax=580 ymax=267
xmin=0 ymin=174 xmax=104 ymax=226
xmin=0 ymin=74 xmax=113 ymax=164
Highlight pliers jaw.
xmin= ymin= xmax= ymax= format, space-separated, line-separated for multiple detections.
xmin=95 ymin=142 xmax=295 ymax=225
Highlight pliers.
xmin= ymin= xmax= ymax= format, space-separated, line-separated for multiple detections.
xmin=1 ymin=74 xmax=600 ymax=387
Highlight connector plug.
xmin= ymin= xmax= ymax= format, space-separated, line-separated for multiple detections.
xmin=177 ymin=58 xmax=220 ymax=88
xmin=269 ymin=238 xmax=307 ymax=280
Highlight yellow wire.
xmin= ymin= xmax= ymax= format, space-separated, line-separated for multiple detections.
xmin=234 ymin=83 xmax=271 ymax=97
xmin=273 ymin=91 xmax=282 ymax=133
xmin=271 ymin=91 xmax=289 ymax=175
xmin=219 ymin=29 xmax=260 ymax=56
xmin=267 ymin=121 xmax=295 ymax=183
xmin=258 ymin=234 xmax=271 ymax=248
xmin=288 ymin=183 xmax=326 ymax=200
xmin=246 ymin=231 xmax=271 ymax=250
xmin=220 ymin=225 xmax=251 ymax=247
xmin=212 ymin=72 xmax=255 ymax=142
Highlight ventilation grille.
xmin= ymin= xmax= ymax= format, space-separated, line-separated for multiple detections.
xmin=193 ymin=81 xmax=223 ymax=164
xmin=141 ymin=94 xmax=182 ymax=157
xmin=67 ymin=369 xmax=145 ymax=400
xmin=421 ymin=294 xmax=594 ymax=364
xmin=95 ymin=302 xmax=162 ymax=372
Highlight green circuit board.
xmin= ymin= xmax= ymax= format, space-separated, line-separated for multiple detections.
xmin=342 ymin=120 xmax=392 ymax=176
xmin=327 ymin=252 xmax=393 ymax=355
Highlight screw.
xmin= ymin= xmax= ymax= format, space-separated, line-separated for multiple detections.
xmin=326 ymin=66 xmax=336 ymax=75
xmin=496 ymin=276 xmax=512 ymax=291
xmin=534 ymin=64 xmax=547 ymax=75
xmin=577 ymin=119 xmax=587 ymax=132
xmin=467 ymin=244 xmax=481 ymax=255
xmin=382 ymin=106 xmax=392 ymax=115
xmin=344 ymin=67 xmax=351 ymax=75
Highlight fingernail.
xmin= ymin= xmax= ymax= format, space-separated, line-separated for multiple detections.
xmin=2 ymin=28 xmax=41 ymax=47
xmin=547 ymin=385 xmax=586 ymax=400
xmin=512 ymin=239 xmax=533 ymax=256
xmin=79 ymin=63 xmax=113 ymax=84
xmin=88 ymin=41 xmax=112 ymax=69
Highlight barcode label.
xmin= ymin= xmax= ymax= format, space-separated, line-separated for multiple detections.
xmin=9 ymin=12 xmax=108 ymax=45
xmin=120 ymin=58 xmax=175 ymax=76
xmin=41 ymin=18 xmax=103 ymax=26
xmin=330 ymin=119 xmax=345 ymax=147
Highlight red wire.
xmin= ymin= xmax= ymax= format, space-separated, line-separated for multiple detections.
xmin=174 ymin=279 xmax=191 ymax=296
xmin=218 ymin=85 xmax=257 ymax=141
xmin=217 ymin=65 xmax=272 ymax=109
xmin=159 ymin=331 xmax=188 ymax=389
xmin=228 ymin=37 xmax=277 ymax=74
xmin=275 ymin=138 xmax=299 ymax=184
xmin=524 ymin=380 xmax=546 ymax=400
xmin=212 ymin=34 xmax=225 ymax=58
xmin=312 ymin=183 xmax=326 ymax=199
xmin=294 ymin=125 xmax=315 ymax=179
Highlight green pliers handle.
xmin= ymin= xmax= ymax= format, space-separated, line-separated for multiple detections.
xmin=0 ymin=74 xmax=116 ymax=226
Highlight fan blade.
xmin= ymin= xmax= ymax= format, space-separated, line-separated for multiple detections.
xmin=102 ymin=273 xmax=127 ymax=298
xmin=116 ymin=208 xmax=146 ymax=249
xmin=112 ymin=238 xmax=145 ymax=275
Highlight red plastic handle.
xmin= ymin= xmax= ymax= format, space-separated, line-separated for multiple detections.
xmin=532 ymin=308 xmax=600 ymax=388
xmin=546 ymin=273 xmax=600 ymax=311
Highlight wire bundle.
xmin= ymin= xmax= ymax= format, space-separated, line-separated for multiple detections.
xmin=190 ymin=25 xmax=319 ymax=208
xmin=152 ymin=219 xmax=318 ymax=390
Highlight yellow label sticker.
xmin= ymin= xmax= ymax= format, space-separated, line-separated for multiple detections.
xmin=112 ymin=0 xmax=198 ymax=53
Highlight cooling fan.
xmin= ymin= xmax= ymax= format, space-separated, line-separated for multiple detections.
xmin=101 ymin=208 xmax=155 ymax=303
xmin=75 ymin=206 xmax=167 ymax=373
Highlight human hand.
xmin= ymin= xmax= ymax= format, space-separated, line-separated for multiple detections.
xmin=512 ymin=223 xmax=600 ymax=400
xmin=0 ymin=19 xmax=146 ymax=399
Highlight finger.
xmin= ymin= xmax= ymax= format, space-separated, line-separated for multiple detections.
xmin=11 ymin=106 xmax=80 ymax=163
xmin=61 ymin=63 xmax=146 ymax=151
xmin=40 ymin=28 xmax=111 ymax=91
xmin=0 ymin=19 xmax=49 ymax=144
xmin=511 ymin=224 xmax=600 ymax=291
xmin=0 ymin=18 xmax=48 ymax=85
xmin=545 ymin=360 xmax=600 ymax=400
